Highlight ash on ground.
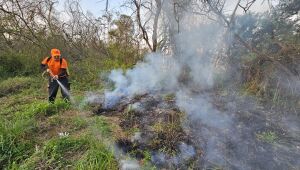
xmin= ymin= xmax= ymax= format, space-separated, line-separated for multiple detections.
xmin=90 ymin=92 xmax=300 ymax=169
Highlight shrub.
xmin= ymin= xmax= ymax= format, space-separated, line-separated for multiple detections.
xmin=0 ymin=52 xmax=40 ymax=78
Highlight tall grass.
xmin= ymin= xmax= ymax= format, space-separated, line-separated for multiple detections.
xmin=76 ymin=137 xmax=118 ymax=170
xmin=0 ymin=98 xmax=70 ymax=168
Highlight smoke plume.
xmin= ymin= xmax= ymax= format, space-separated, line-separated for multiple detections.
xmin=86 ymin=1 xmax=300 ymax=169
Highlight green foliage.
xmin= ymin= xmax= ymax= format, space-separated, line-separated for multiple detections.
xmin=142 ymin=150 xmax=153 ymax=164
xmin=105 ymin=42 xmax=142 ymax=70
xmin=0 ymin=53 xmax=25 ymax=78
xmin=70 ymin=117 xmax=88 ymax=131
xmin=33 ymin=100 xmax=71 ymax=116
xmin=256 ymin=131 xmax=278 ymax=143
xmin=0 ymin=97 xmax=70 ymax=168
xmin=15 ymin=100 xmax=71 ymax=118
xmin=42 ymin=137 xmax=89 ymax=165
xmin=70 ymin=56 xmax=105 ymax=91
xmin=0 ymin=73 xmax=120 ymax=169
xmin=163 ymin=93 xmax=176 ymax=101
xmin=92 ymin=116 xmax=112 ymax=137
xmin=0 ymin=111 xmax=36 ymax=169
xmin=0 ymin=52 xmax=40 ymax=79
xmin=76 ymin=140 xmax=118 ymax=170
xmin=19 ymin=136 xmax=90 ymax=169
xmin=0 ymin=77 xmax=33 ymax=97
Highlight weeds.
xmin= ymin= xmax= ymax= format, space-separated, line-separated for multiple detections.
xmin=70 ymin=117 xmax=88 ymax=131
xmin=0 ymin=77 xmax=33 ymax=97
xmin=42 ymin=137 xmax=89 ymax=167
xmin=92 ymin=116 xmax=112 ymax=137
xmin=163 ymin=93 xmax=175 ymax=101
xmin=76 ymin=139 xmax=118 ymax=170
xmin=0 ymin=113 xmax=36 ymax=168
xmin=256 ymin=131 xmax=278 ymax=143
xmin=0 ymin=91 xmax=71 ymax=168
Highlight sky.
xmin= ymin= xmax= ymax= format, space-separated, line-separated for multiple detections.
xmin=79 ymin=0 xmax=129 ymax=15
xmin=57 ymin=0 xmax=129 ymax=17
xmin=225 ymin=0 xmax=277 ymax=14
xmin=57 ymin=0 xmax=276 ymax=18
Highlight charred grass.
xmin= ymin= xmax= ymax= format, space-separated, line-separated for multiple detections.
xmin=241 ymin=50 xmax=300 ymax=113
xmin=94 ymin=94 xmax=201 ymax=168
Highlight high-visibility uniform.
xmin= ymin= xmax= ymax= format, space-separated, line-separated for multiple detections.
xmin=41 ymin=49 xmax=70 ymax=103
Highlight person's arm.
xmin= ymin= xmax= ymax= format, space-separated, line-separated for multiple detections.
xmin=41 ymin=57 xmax=49 ymax=71
xmin=41 ymin=63 xmax=48 ymax=71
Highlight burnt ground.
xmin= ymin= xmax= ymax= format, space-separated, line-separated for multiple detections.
xmin=189 ymin=91 xmax=300 ymax=169
xmin=91 ymin=91 xmax=300 ymax=169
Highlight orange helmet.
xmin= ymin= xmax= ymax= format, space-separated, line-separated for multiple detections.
xmin=51 ymin=48 xmax=61 ymax=57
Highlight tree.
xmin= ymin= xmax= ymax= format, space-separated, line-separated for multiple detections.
xmin=109 ymin=14 xmax=134 ymax=46
xmin=131 ymin=0 xmax=162 ymax=52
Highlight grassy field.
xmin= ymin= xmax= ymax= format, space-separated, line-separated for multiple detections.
xmin=0 ymin=76 xmax=119 ymax=169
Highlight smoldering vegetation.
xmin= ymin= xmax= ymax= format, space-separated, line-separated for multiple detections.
xmin=84 ymin=1 xmax=300 ymax=169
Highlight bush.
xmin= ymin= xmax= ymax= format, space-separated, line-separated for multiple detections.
xmin=0 ymin=53 xmax=25 ymax=78
xmin=0 ymin=52 xmax=40 ymax=78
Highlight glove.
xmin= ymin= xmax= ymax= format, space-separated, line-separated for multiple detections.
xmin=53 ymin=75 xmax=58 ymax=80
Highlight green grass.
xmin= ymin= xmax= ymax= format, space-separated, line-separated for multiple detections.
xmin=0 ymin=98 xmax=72 ymax=169
xmin=76 ymin=138 xmax=118 ymax=170
xmin=42 ymin=137 xmax=89 ymax=167
xmin=92 ymin=116 xmax=112 ymax=137
xmin=163 ymin=93 xmax=175 ymax=101
xmin=0 ymin=77 xmax=33 ymax=97
xmin=256 ymin=131 xmax=278 ymax=143
xmin=70 ymin=117 xmax=88 ymax=131
xmin=0 ymin=128 xmax=36 ymax=168
xmin=0 ymin=77 xmax=118 ymax=169
xmin=0 ymin=111 xmax=37 ymax=169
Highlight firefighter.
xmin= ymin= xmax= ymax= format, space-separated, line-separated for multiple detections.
xmin=41 ymin=48 xmax=70 ymax=103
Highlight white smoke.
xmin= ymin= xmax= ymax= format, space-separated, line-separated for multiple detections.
xmin=120 ymin=160 xmax=140 ymax=170
xmin=99 ymin=1 xmax=231 ymax=168
xmin=104 ymin=53 xmax=181 ymax=108
xmin=176 ymin=90 xmax=232 ymax=129
xmin=151 ymin=142 xmax=196 ymax=167
xmin=85 ymin=0 xmax=300 ymax=169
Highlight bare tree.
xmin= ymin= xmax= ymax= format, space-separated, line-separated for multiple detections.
xmin=200 ymin=0 xmax=297 ymax=77
xmin=131 ymin=0 xmax=162 ymax=52
xmin=0 ymin=0 xmax=57 ymax=48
